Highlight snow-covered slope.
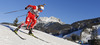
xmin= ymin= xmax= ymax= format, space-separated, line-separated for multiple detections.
xmin=63 ymin=30 xmax=82 ymax=38
xmin=0 ymin=25 xmax=79 ymax=45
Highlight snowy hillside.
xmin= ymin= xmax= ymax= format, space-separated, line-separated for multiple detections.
xmin=63 ymin=30 xmax=82 ymax=38
xmin=63 ymin=24 xmax=100 ymax=44
xmin=81 ymin=25 xmax=100 ymax=43
xmin=0 ymin=24 xmax=79 ymax=45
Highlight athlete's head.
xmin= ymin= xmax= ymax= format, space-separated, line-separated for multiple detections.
xmin=38 ymin=4 xmax=46 ymax=12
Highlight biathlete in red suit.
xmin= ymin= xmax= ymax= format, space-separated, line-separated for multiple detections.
xmin=14 ymin=4 xmax=46 ymax=35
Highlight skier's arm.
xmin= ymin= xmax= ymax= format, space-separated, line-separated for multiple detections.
xmin=25 ymin=5 xmax=36 ymax=9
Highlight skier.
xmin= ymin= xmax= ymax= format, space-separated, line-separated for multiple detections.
xmin=14 ymin=4 xmax=46 ymax=35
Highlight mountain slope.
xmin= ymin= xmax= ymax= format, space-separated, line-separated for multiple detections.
xmin=0 ymin=25 xmax=79 ymax=45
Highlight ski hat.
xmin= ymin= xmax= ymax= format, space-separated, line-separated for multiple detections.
xmin=38 ymin=4 xmax=46 ymax=10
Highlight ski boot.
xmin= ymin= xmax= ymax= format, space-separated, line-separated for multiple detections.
xmin=14 ymin=27 xmax=20 ymax=33
xmin=28 ymin=28 xmax=35 ymax=36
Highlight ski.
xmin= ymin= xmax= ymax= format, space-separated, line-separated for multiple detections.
xmin=13 ymin=31 xmax=26 ymax=40
xmin=30 ymin=34 xmax=49 ymax=43
xmin=18 ymin=30 xmax=49 ymax=43
xmin=2 ymin=25 xmax=26 ymax=40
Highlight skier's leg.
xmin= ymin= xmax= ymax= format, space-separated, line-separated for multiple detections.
xmin=28 ymin=19 xmax=36 ymax=34
xmin=26 ymin=12 xmax=31 ymax=30
xmin=28 ymin=14 xmax=37 ymax=35
xmin=14 ymin=23 xmax=26 ymax=33
xmin=26 ymin=19 xmax=32 ymax=30
xmin=14 ymin=14 xmax=30 ymax=32
xmin=30 ymin=19 xmax=37 ymax=29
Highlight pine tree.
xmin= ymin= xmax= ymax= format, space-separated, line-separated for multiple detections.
xmin=13 ymin=18 xmax=18 ymax=26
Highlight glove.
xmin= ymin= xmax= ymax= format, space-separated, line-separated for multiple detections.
xmin=25 ymin=7 xmax=27 ymax=10
xmin=36 ymin=15 xmax=39 ymax=18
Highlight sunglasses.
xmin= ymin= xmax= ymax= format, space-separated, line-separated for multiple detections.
xmin=40 ymin=8 xmax=43 ymax=11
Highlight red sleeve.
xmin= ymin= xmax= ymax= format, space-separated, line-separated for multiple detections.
xmin=26 ymin=5 xmax=37 ymax=10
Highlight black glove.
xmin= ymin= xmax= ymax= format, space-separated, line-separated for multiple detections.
xmin=25 ymin=7 xmax=27 ymax=10
xmin=36 ymin=16 xmax=39 ymax=18
xmin=36 ymin=15 xmax=39 ymax=18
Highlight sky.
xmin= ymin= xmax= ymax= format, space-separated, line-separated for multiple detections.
xmin=0 ymin=0 xmax=100 ymax=24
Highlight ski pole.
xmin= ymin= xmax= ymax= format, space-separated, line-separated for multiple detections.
xmin=17 ymin=14 xmax=27 ymax=18
xmin=4 ymin=9 xmax=25 ymax=14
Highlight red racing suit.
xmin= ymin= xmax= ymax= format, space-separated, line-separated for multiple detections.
xmin=20 ymin=5 xmax=42 ymax=29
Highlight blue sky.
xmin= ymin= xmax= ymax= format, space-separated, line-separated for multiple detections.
xmin=0 ymin=0 xmax=100 ymax=24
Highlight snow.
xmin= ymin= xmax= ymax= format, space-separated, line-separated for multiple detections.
xmin=81 ymin=32 xmax=91 ymax=42
xmin=37 ymin=16 xmax=65 ymax=24
xmin=81 ymin=25 xmax=100 ymax=43
xmin=63 ymin=30 xmax=82 ymax=38
xmin=0 ymin=24 xmax=79 ymax=45
xmin=94 ymin=25 xmax=100 ymax=38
